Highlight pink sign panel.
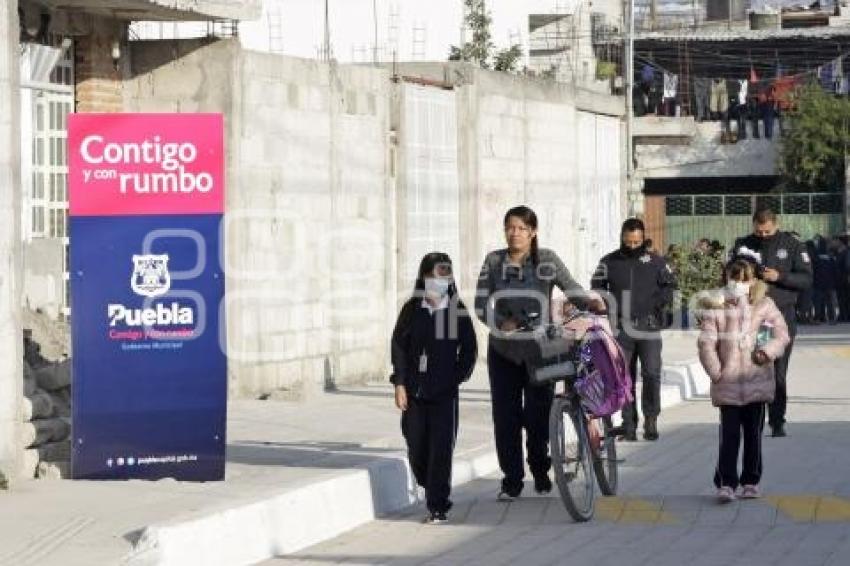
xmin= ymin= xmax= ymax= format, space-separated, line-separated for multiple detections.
xmin=69 ymin=114 xmax=224 ymax=217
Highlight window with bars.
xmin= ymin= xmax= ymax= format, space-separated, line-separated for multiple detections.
xmin=812 ymin=193 xmax=842 ymax=214
xmin=724 ymin=196 xmax=752 ymax=215
xmin=755 ymin=196 xmax=781 ymax=214
xmin=695 ymin=196 xmax=722 ymax=216
xmin=664 ymin=194 xmax=842 ymax=217
xmin=782 ymin=195 xmax=810 ymax=215
xmin=31 ymin=93 xmax=72 ymax=239
xmin=666 ymin=196 xmax=693 ymax=216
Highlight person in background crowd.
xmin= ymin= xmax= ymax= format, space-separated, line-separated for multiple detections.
xmin=813 ymin=237 xmax=839 ymax=325
xmin=732 ymin=209 xmax=812 ymax=437
xmin=710 ymin=240 xmax=725 ymax=257
xmin=796 ymin=239 xmax=818 ymax=325
xmin=836 ymin=236 xmax=850 ymax=322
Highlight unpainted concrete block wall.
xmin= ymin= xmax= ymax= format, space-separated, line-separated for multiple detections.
xmin=124 ymin=44 xmax=626 ymax=399
xmin=462 ymin=67 xmax=625 ymax=290
xmin=126 ymin=41 xmax=392 ymax=398
xmin=0 ymin=0 xmax=23 ymax=481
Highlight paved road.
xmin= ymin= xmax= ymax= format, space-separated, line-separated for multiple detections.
xmin=269 ymin=329 xmax=850 ymax=566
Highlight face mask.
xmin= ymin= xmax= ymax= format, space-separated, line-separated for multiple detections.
xmin=727 ymin=281 xmax=751 ymax=298
xmin=424 ymin=277 xmax=451 ymax=298
xmin=621 ymin=243 xmax=645 ymax=258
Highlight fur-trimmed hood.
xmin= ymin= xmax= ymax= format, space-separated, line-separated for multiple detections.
xmin=696 ymin=280 xmax=769 ymax=310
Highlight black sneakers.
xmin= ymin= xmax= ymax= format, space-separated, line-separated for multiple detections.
xmin=534 ymin=474 xmax=553 ymax=494
xmin=426 ymin=511 xmax=448 ymax=524
xmin=620 ymin=429 xmax=638 ymax=442
xmin=771 ymin=425 xmax=787 ymax=438
xmin=497 ymin=483 xmax=522 ymax=501
xmin=644 ymin=417 xmax=659 ymax=441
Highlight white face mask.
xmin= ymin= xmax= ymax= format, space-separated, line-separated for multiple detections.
xmin=424 ymin=277 xmax=451 ymax=298
xmin=727 ymin=281 xmax=751 ymax=298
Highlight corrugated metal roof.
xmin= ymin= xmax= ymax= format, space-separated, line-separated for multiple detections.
xmin=636 ymin=24 xmax=850 ymax=42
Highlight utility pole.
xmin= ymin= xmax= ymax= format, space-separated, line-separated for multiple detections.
xmin=626 ymin=0 xmax=639 ymax=217
xmin=323 ymin=0 xmax=331 ymax=61
xmin=372 ymin=0 xmax=379 ymax=64
xmin=626 ymin=0 xmax=634 ymax=181
xmin=728 ymin=0 xmax=732 ymax=30
xmin=650 ymin=0 xmax=657 ymax=31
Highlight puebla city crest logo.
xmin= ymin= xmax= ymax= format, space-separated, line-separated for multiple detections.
xmin=131 ymin=254 xmax=171 ymax=298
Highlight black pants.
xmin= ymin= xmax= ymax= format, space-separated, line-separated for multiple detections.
xmin=617 ymin=333 xmax=663 ymax=433
xmin=733 ymin=103 xmax=747 ymax=139
xmin=814 ymin=288 xmax=839 ymax=323
xmin=762 ymin=103 xmax=776 ymax=139
xmin=488 ymin=344 xmax=554 ymax=493
xmin=797 ymin=286 xmax=814 ymax=323
xmin=714 ymin=403 xmax=765 ymax=489
xmin=768 ymin=307 xmax=797 ymax=429
xmin=401 ymin=394 xmax=458 ymax=514
xmin=840 ymin=282 xmax=850 ymax=321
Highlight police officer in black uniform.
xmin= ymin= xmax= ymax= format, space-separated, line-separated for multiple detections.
xmin=592 ymin=218 xmax=677 ymax=442
xmin=732 ymin=208 xmax=813 ymax=437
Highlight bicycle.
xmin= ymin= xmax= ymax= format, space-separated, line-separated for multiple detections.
xmin=511 ymin=310 xmax=623 ymax=523
xmin=548 ymin=362 xmax=620 ymax=522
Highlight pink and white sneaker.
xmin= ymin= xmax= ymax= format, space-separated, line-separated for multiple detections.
xmin=717 ymin=486 xmax=736 ymax=503
xmin=740 ymin=485 xmax=761 ymax=499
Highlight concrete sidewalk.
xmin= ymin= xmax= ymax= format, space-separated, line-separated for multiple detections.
xmin=269 ymin=328 xmax=850 ymax=566
xmin=0 ymin=331 xmax=704 ymax=566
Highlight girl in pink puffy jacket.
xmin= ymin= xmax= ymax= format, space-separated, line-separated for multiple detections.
xmin=698 ymin=257 xmax=790 ymax=503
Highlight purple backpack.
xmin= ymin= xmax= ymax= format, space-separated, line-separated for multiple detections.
xmin=574 ymin=325 xmax=634 ymax=417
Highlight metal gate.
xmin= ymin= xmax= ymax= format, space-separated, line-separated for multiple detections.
xmin=398 ymin=84 xmax=461 ymax=289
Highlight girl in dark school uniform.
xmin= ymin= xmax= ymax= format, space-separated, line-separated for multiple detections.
xmin=390 ymin=252 xmax=478 ymax=523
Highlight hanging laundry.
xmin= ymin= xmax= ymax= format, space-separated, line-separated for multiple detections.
xmin=693 ymin=77 xmax=711 ymax=121
xmin=820 ymin=63 xmax=834 ymax=93
xmin=772 ymin=75 xmax=804 ymax=111
xmin=663 ymin=73 xmax=678 ymax=99
xmin=738 ymin=80 xmax=748 ymax=106
xmin=710 ymin=79 xmax=729 ymax=115
xmin=641 ymin=64 xmax=655 ymax=86
xmin=833 ymin=57 xmax=843 ymax=93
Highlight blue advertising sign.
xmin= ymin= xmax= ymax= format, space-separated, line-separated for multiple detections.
xmin=69 ymin=114 xmax=226 ymax=480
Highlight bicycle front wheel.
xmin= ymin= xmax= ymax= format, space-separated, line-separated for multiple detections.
xmin=549 ymin=396 xmax=594 ymax=522
xmin=591 ymin=416 xmax=618 ymax=496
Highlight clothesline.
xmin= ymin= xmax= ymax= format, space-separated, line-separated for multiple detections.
xmin=634 ymin=54 xmax=821 ymax=86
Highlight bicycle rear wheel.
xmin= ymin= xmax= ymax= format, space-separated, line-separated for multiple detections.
xmin=549 ymin=396 xmax=594 ymax=522
xmin=591 ymin=416 xmax=618 ymax=496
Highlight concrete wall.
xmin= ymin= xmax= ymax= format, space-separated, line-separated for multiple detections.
xmin=126 ymin=40 xmax=393 ymax=398
xmin=635 ymin=118 xmax=780 ymax=179
xmin=22 ymin=240 xmax=66 ymax=320
xmin=125 ymin=45 xmax=626 ymax=398
xmin=0 ymin=0 xmax=23 ymax=482
xmin=228 ymin=52 xmax=392 ymax=397
xmin=394 ymin=64 xmax=626 ymax=290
